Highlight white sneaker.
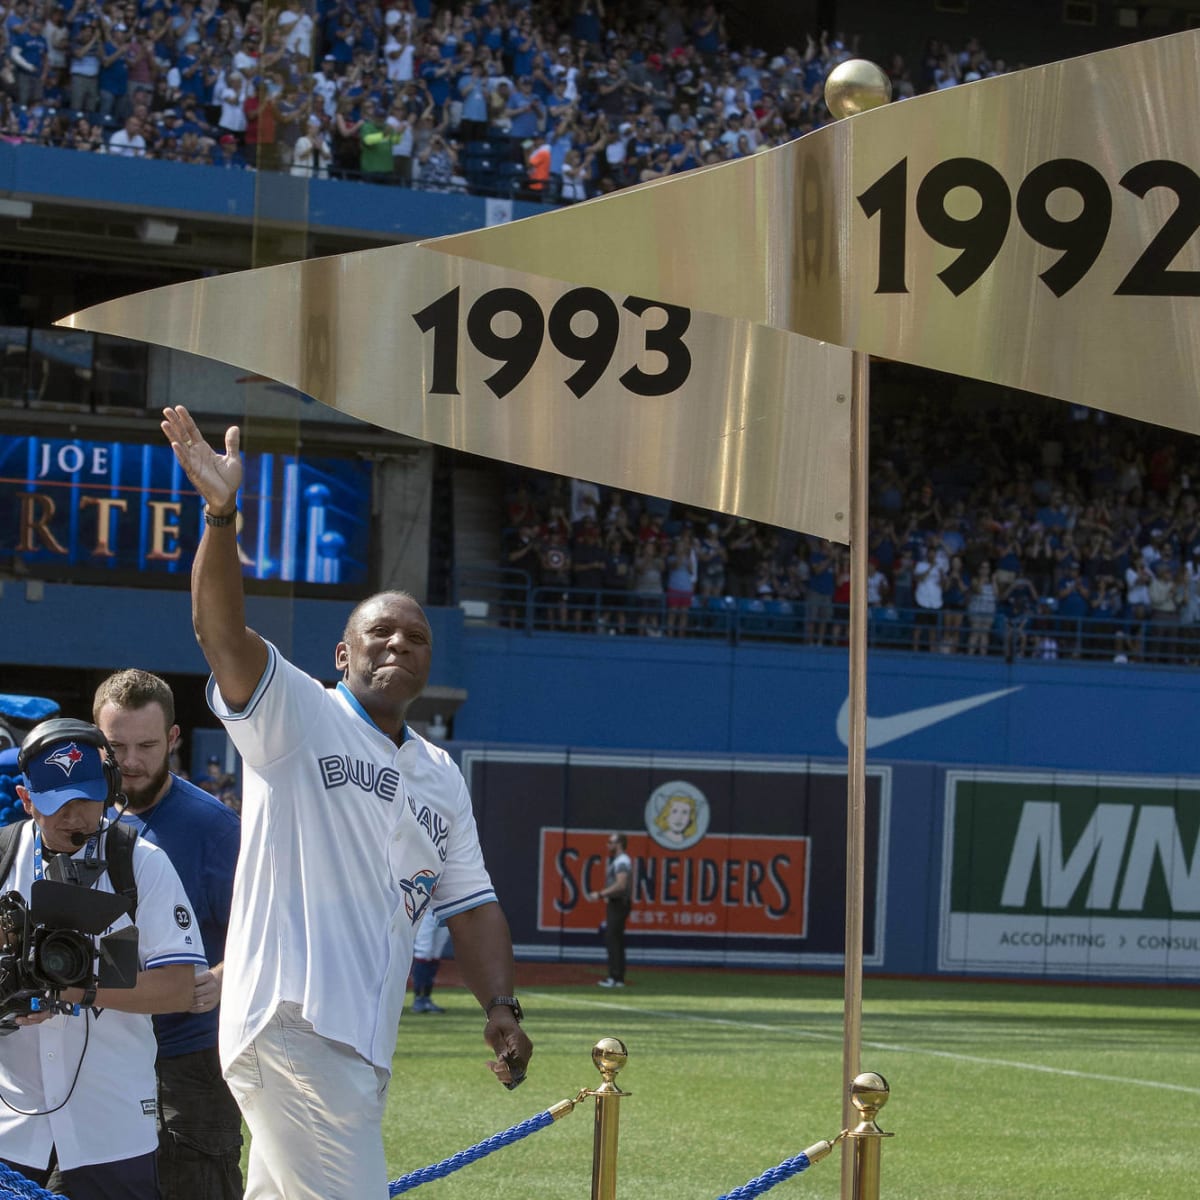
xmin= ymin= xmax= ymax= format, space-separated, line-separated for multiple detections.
xmin=598 ymin=978 xmax=625 ymax=988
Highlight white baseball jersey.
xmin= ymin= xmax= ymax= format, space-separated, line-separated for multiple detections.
xmin=208 ymin=643 xmax=497 ymax=1072
xmin=0 ymin=825 xmax=206 ymax=1172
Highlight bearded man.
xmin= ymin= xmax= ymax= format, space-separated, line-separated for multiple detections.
xmin=94 ymin=668 xmax=244 ymax=1200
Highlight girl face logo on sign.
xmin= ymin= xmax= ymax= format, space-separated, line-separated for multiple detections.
xmin=644 ymin=781 xmax=710 ymax=851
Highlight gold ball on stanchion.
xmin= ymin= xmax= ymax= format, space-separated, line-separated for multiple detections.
xmin=850 ymin=1071 xmax=889 ymax=1112
xmin=592 ymin=1036 xmax=628 ymax=1080
xmin=823 ymin=59 xmax=893 ymax=121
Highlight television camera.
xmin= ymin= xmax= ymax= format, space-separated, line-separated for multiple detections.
xmin=0 ymin=878 xmax=138 ymax=1032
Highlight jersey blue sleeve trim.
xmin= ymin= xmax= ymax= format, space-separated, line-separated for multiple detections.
xmin=145 ymin=953 xmax=209 ymax=969
xmin=433 ymin=889 xmax=498 ymax=922
xmin=206 ymin=642 xmax=277 ymax=722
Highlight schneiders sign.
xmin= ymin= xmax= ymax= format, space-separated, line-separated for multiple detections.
xmin=540 ymin=829 xmax=809 ymax=939
xmin=542 ymin=780 xmax=807 ymax=938
xmin=462 ymin=750 xmax=889 ymax=969
xmin=939 ymin=770 xmax=1200 ymax=979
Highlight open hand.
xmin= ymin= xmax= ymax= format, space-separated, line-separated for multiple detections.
xmin=161 ymin=405 xmax=242 ymax=514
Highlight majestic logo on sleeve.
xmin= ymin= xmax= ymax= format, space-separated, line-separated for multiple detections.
xmin=400 ymin=869 xmax=441 ymax=923
xmin=46 ymin=744 xmax=85 ymax=776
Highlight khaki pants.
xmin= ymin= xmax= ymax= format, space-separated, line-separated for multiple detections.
xmin=226 ymin=1002 xmax=391 ymax=1200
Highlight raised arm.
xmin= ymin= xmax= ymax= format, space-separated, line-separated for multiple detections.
xmin=161 ymin=405 xmax=267 ymax=709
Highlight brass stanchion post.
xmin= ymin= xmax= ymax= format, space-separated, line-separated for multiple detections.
xmin=846 ymin=1072 xmax=893 ymax=1200
xmin=589 ymin=1037 xmax=629 ymax=1200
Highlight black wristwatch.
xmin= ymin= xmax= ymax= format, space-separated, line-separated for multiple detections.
xmin=486 ymin=995 xmax=524 ymax=1023
xmin=204 ymin=505 xmax=238 ymax=527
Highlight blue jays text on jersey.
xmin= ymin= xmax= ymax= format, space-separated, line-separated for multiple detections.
xmin=318 ymin=754 xmax=401 ymax=803
xmin=317 ymin=753 xmax=450 ymax=863
xmin=413 ymin=803 xmax=449 ymax=862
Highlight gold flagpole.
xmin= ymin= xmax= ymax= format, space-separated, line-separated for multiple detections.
xmin=823 ymin=60 xmax=892 ymax=1200
xmin=841 ymin=347 xmax=870 ymax=1200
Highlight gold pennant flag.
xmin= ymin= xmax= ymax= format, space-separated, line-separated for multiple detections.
xmin=434 ymin=30 xmax=1200 ymax=435
xmin=60 ymin=28 xmax=1200 ymax=543
xmin=61 ymin=244 xmax=852 ymax=538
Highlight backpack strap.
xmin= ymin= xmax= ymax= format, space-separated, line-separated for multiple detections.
xmin=0 ymin=820 xmax=25 ymax=889
xmin=102 ymin=820 xmax=139 ymax=922
xmin=0 ymin=818 xmax=137 ymax=920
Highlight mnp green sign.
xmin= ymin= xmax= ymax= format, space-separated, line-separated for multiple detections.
xmin=940 ymin=771 xmax=1200 ymax=979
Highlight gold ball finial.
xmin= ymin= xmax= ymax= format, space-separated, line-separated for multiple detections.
xmin=850 ymin=1071 xmax=890 ymax=1114
xmin=824 ymin=59 xmax=892 ymax=121
xmin=592 ymin=1036 xmax=628 ymax=1081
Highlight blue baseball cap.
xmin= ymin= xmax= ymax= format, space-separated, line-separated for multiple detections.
xmin=23 ymin=739 xmax=110 ymax=815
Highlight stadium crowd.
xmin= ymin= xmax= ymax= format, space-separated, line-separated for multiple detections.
xmin=497 ymin=369 xmax=1200 ymax=665
xmin=0 ymin=0 xmax=1020 ymax=196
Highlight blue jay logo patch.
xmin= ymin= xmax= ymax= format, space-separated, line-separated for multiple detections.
xmin=400 ymin=869 xmax=440 ymax=924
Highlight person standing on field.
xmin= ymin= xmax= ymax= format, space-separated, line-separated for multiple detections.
xmin=587 ymin=833 xmax=632 ymax=988
xmin=159 ymin=404 xmax=532 ymax=1200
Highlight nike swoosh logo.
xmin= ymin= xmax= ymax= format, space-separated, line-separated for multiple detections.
xmin=836 ymin=687 xmax=1022 ymax=750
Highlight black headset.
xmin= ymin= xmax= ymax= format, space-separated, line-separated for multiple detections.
xmin=17 ymin=718 xmax=123 ymax=806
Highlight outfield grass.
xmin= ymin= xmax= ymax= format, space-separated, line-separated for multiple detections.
xmin=386 ymin=971 xmax=1198 ymax=1200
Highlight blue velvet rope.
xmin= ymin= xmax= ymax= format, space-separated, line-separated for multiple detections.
xmin=388 ymin=1108 xmax=556 ymax=1196
xmin=0 ymin=1113 xmax=814 ymax=1200
xmin=0 ymin=1162 xmax=65 ymax=1200
xmin=715 ymin=1151 xmax=813 ymax=1200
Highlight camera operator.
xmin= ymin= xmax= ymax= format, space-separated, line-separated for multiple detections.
xmin=0 ymin=719 xmax=207 ymax=1200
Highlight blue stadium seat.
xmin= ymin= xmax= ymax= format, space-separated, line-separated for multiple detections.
xmin=700 ymin=594 xmax=735 ymax=635
xmin=765 ymin=598 xmax=803 ymax=638
xmin=737 ymin=596 xmax=771 ymax=638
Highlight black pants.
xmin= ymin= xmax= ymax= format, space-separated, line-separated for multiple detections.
xmin=605 ymin=898 xmax=631 ymax=982
xmin=156 ymin=1047 xmax=244 ymax=1200
xmin=3 ymin=1149 xmax=158 ymax=1200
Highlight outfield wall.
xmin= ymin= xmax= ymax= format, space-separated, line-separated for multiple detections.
xmin=453 ymin=625 xmax=1199 ymax=775
xmin=461 ymin=746 xmax=1200 ymax=985
xmin=3 ymin=588 xmax=1196 ymax=982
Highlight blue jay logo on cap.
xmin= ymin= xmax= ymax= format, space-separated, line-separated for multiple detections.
xmin=46 ymin=743 xmax=86 ymax=776
xmin=25 ymin=738 xmax=111 ymax=814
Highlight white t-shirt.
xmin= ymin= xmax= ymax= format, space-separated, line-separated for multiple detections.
xmin=218 ymin=75 xmax=248 ymax=132
xmin=384 ymin=35 xmax=414 ymax=83
xmin=107 ymin=129 xmax=146 ymax=157
xmin=914 ymin=560 xmax=944 ymax=610
xmin=311 ymin=69 xmax=339 ymax=117
xmin=280 ymin=11 xmax=313 ymax=57
xmin=386 ymin=114 xmax=413 ymax=157
xmin=209 ymin=645 xmax=497 ymax=1072
xmin=0 ymin=827 xmax=206 ymax=1171
xmin=291 ymin=133 xmax=330 ymax=178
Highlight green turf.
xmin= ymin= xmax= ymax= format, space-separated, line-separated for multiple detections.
xmin=385 ymin=972 xmax=1199 ymax=1200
